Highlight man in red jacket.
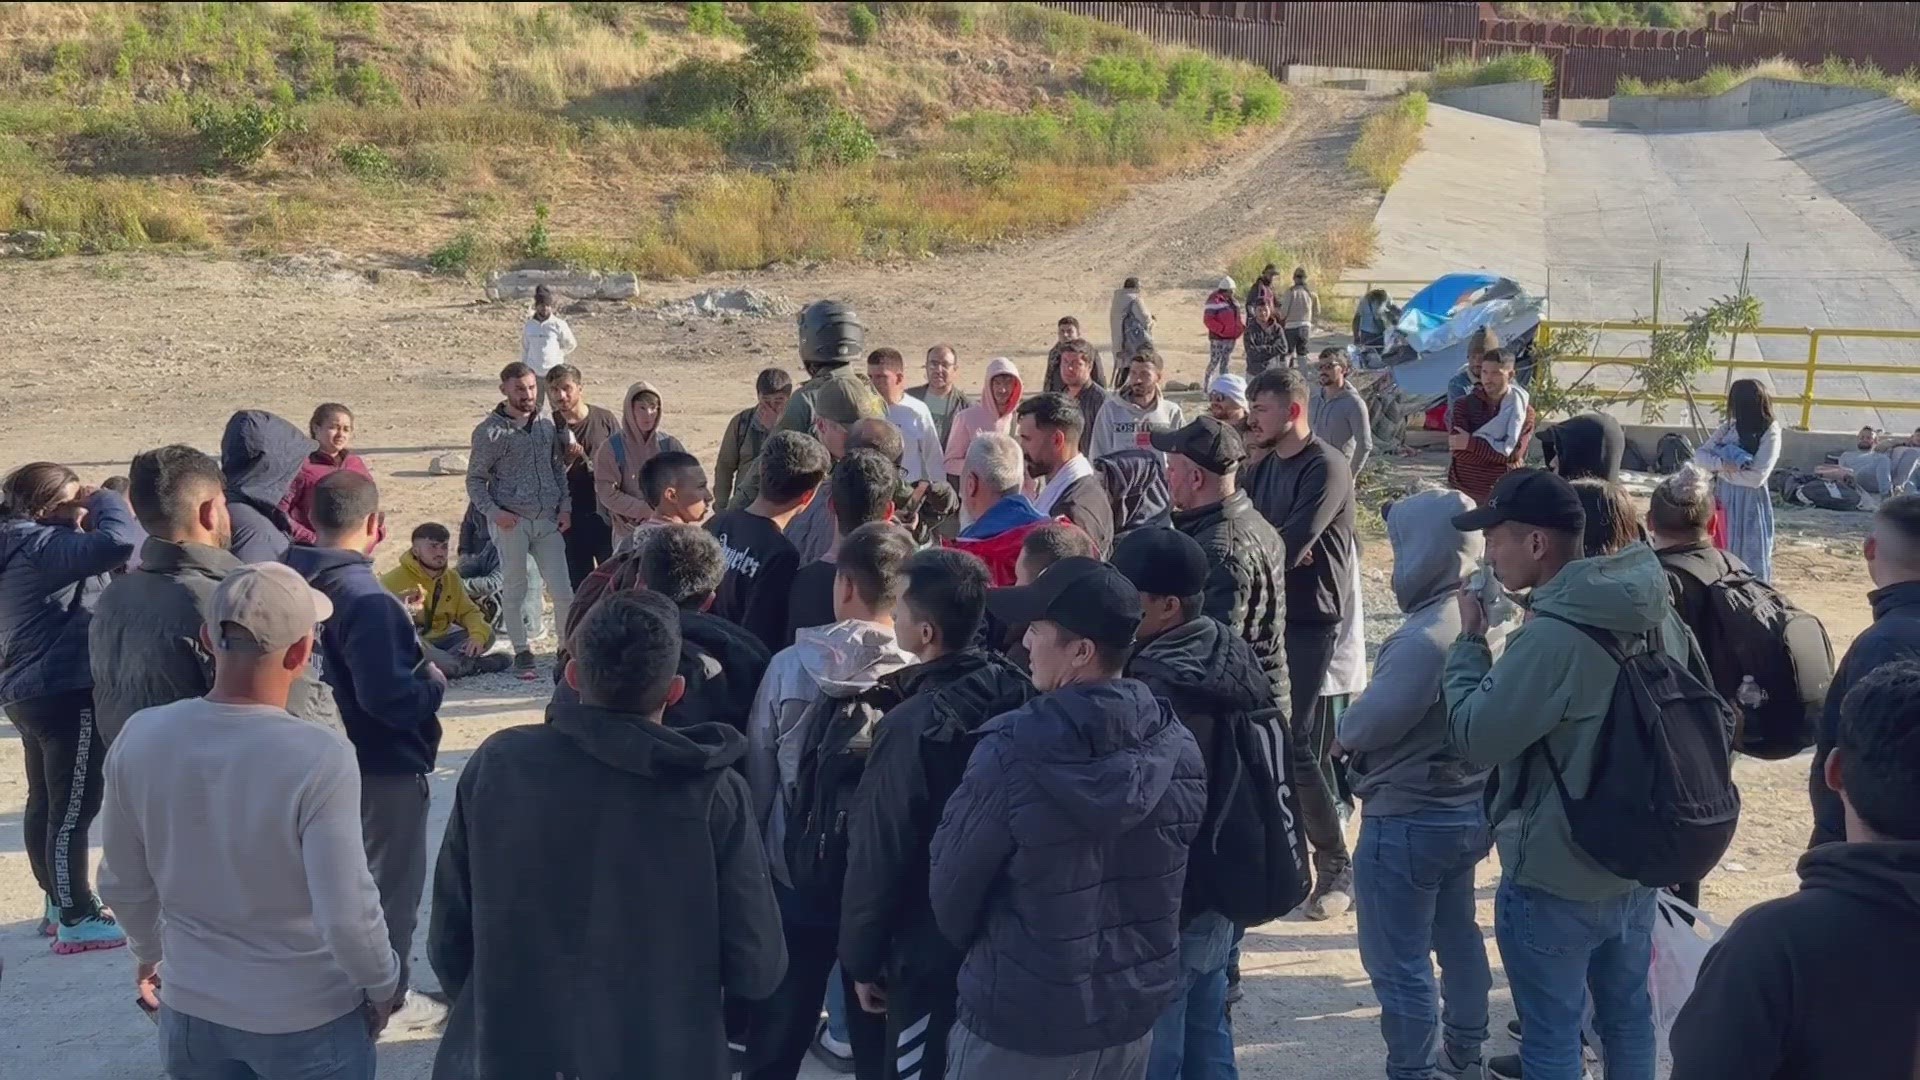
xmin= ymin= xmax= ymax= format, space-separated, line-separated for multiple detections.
xmin=943 ymin=433 xmax=1067 ymax=586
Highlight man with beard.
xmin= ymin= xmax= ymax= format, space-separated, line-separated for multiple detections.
xmin=1017 ymin=394 xmax=1112 ymax=556
xmin=92 ymin=444 xmax=340 ymax=748
xmin=382 ymin=523 xmax=512 ymax=679
xmin=1090 ymin=351 xmax=1186 ymax=465
xmin=1310 ymin=349 xmax=1372 ymax=476
xmin=1053 ymin=340 xmax=1109 ymax=457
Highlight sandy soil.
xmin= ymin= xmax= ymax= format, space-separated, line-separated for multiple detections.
xmin=0 ymin=87 xmax=1877 ymax=1078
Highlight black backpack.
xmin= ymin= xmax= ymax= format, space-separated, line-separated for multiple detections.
xmin=1665 ymin=550 xmax=1833 ymax=759
xmin=1193 ymin=705 xmax=1313 ymax=925
xmin=1655 ymin=432 xmax=1694 ymax=474
xmin=783 ymin=689 xmax=889 ymax=914
xmin=1536 ymin=614 xmax=1740 ymax=887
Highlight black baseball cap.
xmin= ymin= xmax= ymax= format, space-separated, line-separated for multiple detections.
xmin=1111 ymin=527 xmax=1210 ymax=599
xmin=985 ymin=556 xmax=1142 ymax=648
xmin=1149 ymin=415 xmax=1245 ymax=475
xmin=1451 ymin=468 xmax=1587 ymax=534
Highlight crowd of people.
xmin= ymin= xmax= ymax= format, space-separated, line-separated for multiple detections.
xmin=1 ymin=278 xmax=1916 ymax=1080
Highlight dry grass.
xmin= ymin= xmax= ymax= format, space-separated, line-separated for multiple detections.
xmin=1348 ymin=91 xmax=1428 ymax=190
xmin=1618 ymin=56 xmax=1920 ymax=111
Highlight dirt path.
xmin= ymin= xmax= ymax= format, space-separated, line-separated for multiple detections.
xmin=0 ymin=87 xmax=1867 ymax=1079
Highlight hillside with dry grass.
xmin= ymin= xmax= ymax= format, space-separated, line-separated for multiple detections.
xmin=0 ymin=2 xmax=1292 ymax=276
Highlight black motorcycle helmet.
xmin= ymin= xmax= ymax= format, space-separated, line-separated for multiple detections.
xmin=797 ymin=300 xmax=866 ymax=374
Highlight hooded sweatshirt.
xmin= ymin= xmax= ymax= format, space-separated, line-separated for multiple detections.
xmin=746 ymin=620 xmax=914 ymax=892
xmin=593 ymin=381 xmax=688 ymax=533
xmin=1541 ymin=412 xmax=1624 ymax=482
xmin=1669 ymin=841 xmax=1920 ymax=1080
xmin=428 ymin=703 xmax=784 ymax=1080
xmin=941 ymin=357 xmax=1024 ymax=480
xmin=931 ymin=678 xmax=1205 ymax=1056
xmin=0 ymin=490 xmax=139 ymax=708
xmin=1110 ymin=287 xmax=1155 ymax=366
xmin=222 ymin=410 xmax=315 ymax=565
xmin=1089 ymin=385 xmax=1187 ymax=464
xmin=1444 ymin=543 xmax=1702 ymax=901
xmin=1340 ymin=490 xmax=1492 ymax=817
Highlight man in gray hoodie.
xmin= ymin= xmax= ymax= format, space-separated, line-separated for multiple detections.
xmin=1336 ymin=489 xmax=1495 ymax=1080
xmin=467 ymin=361 xmax=573 ymax=678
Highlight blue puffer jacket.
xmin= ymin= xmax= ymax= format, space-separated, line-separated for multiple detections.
xmin=930 ymin=678 xmax=1205 ymax=1056
xmin=0 ymin=491 xmax=139 ymax=708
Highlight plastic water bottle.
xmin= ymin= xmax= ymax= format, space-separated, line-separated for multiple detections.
xmin=1736 ymin=675 xmax=1766 ymax=710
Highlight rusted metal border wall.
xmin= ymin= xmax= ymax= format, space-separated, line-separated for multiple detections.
xmin=1041 ymin=2 xmax=1480 ymax=75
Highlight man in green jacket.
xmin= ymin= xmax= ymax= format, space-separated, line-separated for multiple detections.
xmin=1444 ymin=469 xmax=1679 ymax=1080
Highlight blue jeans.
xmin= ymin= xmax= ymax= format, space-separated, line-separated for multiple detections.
xmin=159 ymin=1006 xmax=373 ymax=1080
xmin=1495 ymin=878 xmax=1656 ymax=1080
xmin=1354 ymin=805 xmax=1493 ymax=1080
xmin=825 ymin=962 xmax=849 ymax=1044
xmin=1147 ymin=911 xmax=1238 ymax=1080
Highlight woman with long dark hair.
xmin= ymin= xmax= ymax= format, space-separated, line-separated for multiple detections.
xmin=280 ymin=402 xmax=373 ymax=544
xmin=1695 ymin=379 xmax=1782 ymax=582
xmin=0 ymin=462 xmax=140 ymax=952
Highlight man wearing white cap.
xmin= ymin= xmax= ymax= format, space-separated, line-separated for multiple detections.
xmin=100 ymin=563 xmax=400 ymax=1079
xmin=1208 ymin=373 xmax=1250 ymax=439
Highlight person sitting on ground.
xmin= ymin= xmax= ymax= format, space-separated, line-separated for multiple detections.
xmin=1311 ymin=348 xmax=1373 ymax=475
xmin=1446 ymin=469 xmax=1696 ymax=1080
xmin=617 ymin=451 xmax=712 ymax=555
xmin=281 ymin=403 xmax=374 ymax=546
xmin=1018 ymin=393 xmax=1113 ymax=556
xmin=456 ymin=500 xmax=504 ymax=625
xmin=932 ymin=557 xmax=1204 ymax=1078
xmin=717 ymin=367 xmax=794 ymax=511
xmin=1336 ymin=489 xmax=1496 ymax=1080
xmin=1816 ymin=426 xmax=1895 ymax=497
xmin=1209 ymin=373 xmax=1250 ymax=437
xmin=1890 ymin=426 xmax=1920 ymax=494
xmin=429 ymin=591 xmax=786 ymax=1080
xmin=944 ymin=433 xmax=1063 ymax=587
xmin=839 ymin=548 xmax=1036 ymax=1080
xmin=381 ymin=522 xmax=512 ymax=679
xmin=92 ymin=445 xmax=340 ymax=749
xmin=745 ymin=522 xmax=917 ymax=1079
xmin=220 ymin=409 xmax=314 ymax=565
xmin=1446 ymin=348 xmax=1535 ymax=509
xmin=706 ymin=429 xmax=830 ymax=653
xmin=1090 ymin=350 xmax=1187 ymax=464
xmin=594 ymin=381 xmax=688 ymax=540
xmin=99 ymin=564 xmax=401 ymax=1075
xmin=942 ymin=357 xmax=1025 ymax=488
xmin=284 ymin=471 xmax=447 ymax=1031
xmin=786 ymin=449 xmax=898 ymax=646
xmin=1670 ymin=659 xmax=1920 ymax=1079
xmin=1045 ymin=317 xmax=1109 ymax=393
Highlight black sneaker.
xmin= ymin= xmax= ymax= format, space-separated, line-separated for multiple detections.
xmin=1508 ymin=1017 xmax=1522 ymax=1041
xmin=512 ymin=650 xmax=537 ymax=680
xmin=1488 ymin=1054 xmax=1521 ymax=1080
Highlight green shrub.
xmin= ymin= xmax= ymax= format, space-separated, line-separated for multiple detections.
xmin=190 ymin=101 xmax=288 ymax=169
xmin=1084 ymin=54 xmax=1166 ymax=103
xmin=805 ymin=107 xmax=877 ymax=166
xmin=427 ymin=230 xmax=480 ymax=274
xmin=328 ymin=2 xmax=381 ymax=33
xmin=335 ymin=141 xmax=396 ymax=180
xmin=1428 ymin=51 xmax=1555 ymax=91
xmin=744 ymin=5 xmax=820 ymax=88
xmin=1348 ymin=91 xmax=1428 ymax=189
xmin=1240 ymin=80 xmax=1289 ymax=123
xmin=848 ymin=3 xmax=880 ymax=43
xmin=525 ymin=202 xmax=553 ymax=259
xmin=686 ymin=2 xmax=742 ymax=38
xmin=338 ymin=61 xmax=401 ymax=107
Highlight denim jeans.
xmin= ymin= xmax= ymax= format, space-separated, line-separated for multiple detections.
xmin=159 ymin=1005 xmax=374 ymax=1080
xmin=1354 ymin=805 xmax=1493 ymax=1080
xmin=1495 ymin=878 xmax=1656 ymax=1080
xmin=1147 ymin=911 xmax=1238 ymax=1080
xmin=490 ymin=515 xmax=573 ymax=653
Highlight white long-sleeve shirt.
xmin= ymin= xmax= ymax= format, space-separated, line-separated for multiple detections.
xmin=98 ymin=698 xmax=400 ymax=1034
xmin=521 ymin=315 xmax=577 ymax=374
xmin=886 ymin=396 xmax=946 ymax=486
xmin=1695 ymin=421 xmax=1781 ymax=489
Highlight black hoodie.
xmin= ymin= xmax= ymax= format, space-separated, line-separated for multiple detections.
xmin=429 ymin=703 xmax=786 ymax=1080
xmin=838 ymin=649 xmax=1035 ymax=987
xmin=221 ymin=410 xmax=315 ymax=565
xmin=1541 ymin=411 xmax=1623 ymax=482
xmin=1669 ymin=841 xmax=1920 ymax=1079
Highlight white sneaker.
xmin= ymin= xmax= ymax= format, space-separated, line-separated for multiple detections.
xmin=382 ymin=993 xmax=449 ymax=1039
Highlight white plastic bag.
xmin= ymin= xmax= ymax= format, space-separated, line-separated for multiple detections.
xmin=1648 ymin=891 xmax=1726 ymax=1055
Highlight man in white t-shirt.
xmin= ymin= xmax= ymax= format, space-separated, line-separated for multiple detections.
xmin=99 ymin=564 xmax=400 ymax=1078
xmin=521 ymin=285 xmax=577 ymax=374
xmin=867 ymin=347 xmax=944 ymax=486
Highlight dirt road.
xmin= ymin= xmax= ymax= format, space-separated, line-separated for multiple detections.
xmin=0 ymin=87 xmax=1870 ymax=1078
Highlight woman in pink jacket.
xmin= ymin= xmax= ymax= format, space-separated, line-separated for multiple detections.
xmin=280 ymin=402 xmax=373 ymax=544
xmin=941 ymin=356 xmax=1024 ymax=484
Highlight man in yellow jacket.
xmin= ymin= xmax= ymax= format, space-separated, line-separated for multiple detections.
xmin=382 ymin=522 xmax=511 ymax=678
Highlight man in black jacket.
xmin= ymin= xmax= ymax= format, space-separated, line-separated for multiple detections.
xmin=1112 ymin=527 xmax=1285 ymax=1080
xmin=637 ymin=524 xmax=772 ymax=734
xmin=1153 ymin=415 xmax=1290 ymax=721
xmin=430 ymin=590 xmax=785 ymax=1079
xmin=1811 ymin=494 xmax=1920 ymax=847
xmin=840 ymin=548 xmax=1035 ymax=1080
xmin=1671 ymin=660 xmax=1920 ymax=1078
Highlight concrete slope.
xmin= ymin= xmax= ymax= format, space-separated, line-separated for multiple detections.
xmin=1767 ymin=98 xmax=1920 ymax=267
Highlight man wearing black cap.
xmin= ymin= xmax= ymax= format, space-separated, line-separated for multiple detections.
xmin=1444 ymin=468 xmax=1694 ymax=1080
xmin=1112 ymin=529 xmax=1308 ymax=1080
xmin=931 ymin=558 xmax=1206 ymax=1080
xmin=1152 ymin=415 xmax=1289 ymax=721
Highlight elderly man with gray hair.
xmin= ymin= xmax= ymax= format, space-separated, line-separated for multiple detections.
xmin=944 ymin=433 xmax=1068 ymax=586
